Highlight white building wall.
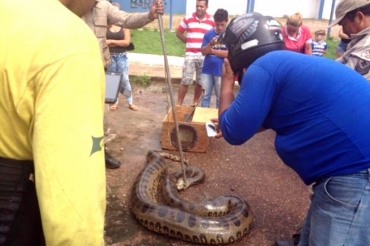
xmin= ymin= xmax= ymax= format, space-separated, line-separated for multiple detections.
xmin=185 ymin=0 xmax=337 ymax=20
xmin=185 ymin=0 xmax=248 ymax=16
xmin=254 ymin=0 xmax=320 ymax=18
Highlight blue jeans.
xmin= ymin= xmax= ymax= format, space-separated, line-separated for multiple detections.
xmin=299 ymin=168 xmax=370 ymax=246
xmin=200 ymin=73 xmax=221 ymax=108
xmin=336 ymin=41 xmax=349 ymax=54
xmin=106 ymin=52 xmax=132 ymax=104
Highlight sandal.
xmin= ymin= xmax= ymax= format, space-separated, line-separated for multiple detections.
xmin=109 ymin=103 xmax=118 ymax=111
xmin=128 ymin=104 xmax=139 ymax=111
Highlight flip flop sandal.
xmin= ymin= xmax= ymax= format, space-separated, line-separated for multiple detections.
xmin=129 ymin=104 xmax=139 ymax=111
xmin=109 ymin=103 xmax=118 ymax=111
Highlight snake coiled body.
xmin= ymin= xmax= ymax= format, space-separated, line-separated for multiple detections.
xmin=130 ymin=151 xmax=253 ymax=245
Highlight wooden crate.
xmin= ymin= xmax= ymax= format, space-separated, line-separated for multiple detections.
xmin=161 ymin=106 xmax=218 ymax=153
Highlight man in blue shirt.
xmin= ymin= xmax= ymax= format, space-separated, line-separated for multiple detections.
xmin=217 ymin=12 xmax=370 ymax=246
xmin=200 ymin=8 xmax=228 ymax=108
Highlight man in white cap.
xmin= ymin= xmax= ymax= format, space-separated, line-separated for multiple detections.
xmin=329 ymin=0 xmax=370 ymax=80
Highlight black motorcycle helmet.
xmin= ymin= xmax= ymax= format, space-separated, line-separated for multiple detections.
xmin=218 ymin=12 xmax=285 ymax=75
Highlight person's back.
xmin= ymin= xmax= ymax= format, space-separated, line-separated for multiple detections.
xmin=0 ymin=0 xmax=106 ymax=244
xmin=220 ymin=51 xmax=370 ymax=185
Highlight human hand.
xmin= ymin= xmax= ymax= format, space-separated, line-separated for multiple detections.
xmin=148 ymin=0 xmax=164 ymax=20
xmin=210 ymin=118 xmax=223 ymax=138
xmin=221 ymin=58 xmax=235 ymax=88
xmin=210 ymin=36 xmax=218 ymax=46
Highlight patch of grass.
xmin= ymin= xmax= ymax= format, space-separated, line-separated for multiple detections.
xmin=130 ymin=29 xmax=340 ymax=60
xmin=130 ymin=29 xmax=185 ymax=57
xmin=323 ymin=36 xmax=339 ymax=59
xmin=130 ymin=74 xmax=151 ymax=87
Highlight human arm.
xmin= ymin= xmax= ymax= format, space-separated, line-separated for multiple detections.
xmin=201 ymin=31 xmax=214 ymax=55
xmin=322 ymin=43 xmax=328 ymax=54
xmin=303 ymin=25 xmax=313 ymax=55
xmin=305 ymin=42 xmax=312 ymax=55
xmin=201 ymin=36 xmax=228 ymax=57
xmin=211 ymin=48 xmax=228 ymax=58
xmin=107 ymin=0 xmax=163 ymax=29
xmin=218 ymin=58 xmax=236 ymax=116
xmin=176 ymin=28 xmax=187 ymax=43
xmin=33 ymin=53 xmax=106 ymax=245
xmin=106 ymin=27 xmax=131 ymax=47
xmin=148 ymin=0 xmax=164 ymax=20
xmin=338 ymin=27 xmax=350 ymax=39
xmin=201 ymin=36 xmax=213 ymax=55
xmin=218 ymin=59 xmax=274 ymax=145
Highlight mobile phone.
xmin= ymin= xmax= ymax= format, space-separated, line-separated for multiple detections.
xmin=205 ymin=122 xmax=217 ymax=137
xmin=105 ymin=72 xmax=122 ymax=104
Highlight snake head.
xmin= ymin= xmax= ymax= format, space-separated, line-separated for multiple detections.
xmin=176 ymin=178 xmax=190 ymax=190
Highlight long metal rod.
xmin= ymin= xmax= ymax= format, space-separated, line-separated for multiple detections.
xmin=157 ymin=14 xmax=188 ymax=188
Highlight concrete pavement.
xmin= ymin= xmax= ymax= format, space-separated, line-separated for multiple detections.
xmin=128 ymin=53 xmax=183 ymax=82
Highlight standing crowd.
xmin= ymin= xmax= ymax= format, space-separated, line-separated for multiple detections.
xmin=1 ymin=0 xmax=370 ymax=245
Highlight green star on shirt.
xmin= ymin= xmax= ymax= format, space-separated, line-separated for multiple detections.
xmin=90 ymin=136 xmax=104 ymax=156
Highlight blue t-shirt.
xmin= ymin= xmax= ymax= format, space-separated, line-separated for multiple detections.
xmin=201 ymin=28 xmax=227 ymax=76
xmin=220 ymin=51 xmax=370 ymax=185
xmin=312 ymin=40 xmax=327 ymax=57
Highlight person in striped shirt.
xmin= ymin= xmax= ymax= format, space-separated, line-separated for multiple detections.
xmin=176 ymin=0 xmax=215 ymax=106
xmin=311 ymin=29 xmax=328 ymax=57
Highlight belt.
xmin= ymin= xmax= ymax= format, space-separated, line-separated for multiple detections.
xmin=0 ymin=156 xmax=44 ymax=245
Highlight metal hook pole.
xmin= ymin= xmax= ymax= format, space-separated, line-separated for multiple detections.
xmin=157 ymin=14 xmax=188 ymax=188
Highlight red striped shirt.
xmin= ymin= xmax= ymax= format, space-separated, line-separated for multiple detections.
xmin=178 ymin=12 xmax=214 ymax=55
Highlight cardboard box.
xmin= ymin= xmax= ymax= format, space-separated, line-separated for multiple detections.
xmin=161 ymin=106 xmax=218 ymax=152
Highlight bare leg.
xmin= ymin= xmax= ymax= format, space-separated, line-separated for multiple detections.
xmin=193 ymin=83 xmax=203 ymax=105
xmin=177 ymin=84 xmax=189 ymax=106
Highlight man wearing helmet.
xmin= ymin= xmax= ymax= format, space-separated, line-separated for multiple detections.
xmin=216 ymin=12 xmax=370 ymax=246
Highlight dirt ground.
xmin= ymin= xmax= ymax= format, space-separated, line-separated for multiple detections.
xmin=103 ymin=82 xmax=309 ymax=246
xmin=102 ymin=16 xmax=334 ymax=246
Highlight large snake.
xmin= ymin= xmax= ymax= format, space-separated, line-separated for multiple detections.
xmin=130 ymin=151 xmax=253 ymax=245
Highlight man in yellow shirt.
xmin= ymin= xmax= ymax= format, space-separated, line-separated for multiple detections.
xmin=0 ymin=0 xmax=106 ymax=244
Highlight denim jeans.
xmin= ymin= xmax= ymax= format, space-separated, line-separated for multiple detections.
xmin=200 ymin=73 xmax=221 ymax=108
xmin=299 ymin=168 xmax=370 ymax=246
xmin=106 ymin=52 xmax=132 ymax=104
xmin=336 ymin=41 xmax=349 ymax=54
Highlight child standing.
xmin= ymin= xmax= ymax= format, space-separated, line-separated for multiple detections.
xmin=312 ymin=30 xmax=327 ymax=57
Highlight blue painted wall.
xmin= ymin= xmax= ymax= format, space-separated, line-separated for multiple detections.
xmin=115 ymin=0 xmax=186 ymax=14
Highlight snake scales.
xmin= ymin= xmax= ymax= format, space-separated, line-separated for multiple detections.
xmin=130 ymin=151 xmax=253 ymax=245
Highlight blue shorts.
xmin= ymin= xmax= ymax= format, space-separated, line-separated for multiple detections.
xmin=336 ymin=41 xmax=349 ymax=54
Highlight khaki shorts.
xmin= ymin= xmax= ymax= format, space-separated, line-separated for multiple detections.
xmin=181 ymin=55 xmax=204 ymax=85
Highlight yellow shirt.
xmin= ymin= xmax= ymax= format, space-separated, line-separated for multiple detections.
xmin=0 ymin=0 xmax=106 ymax=245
